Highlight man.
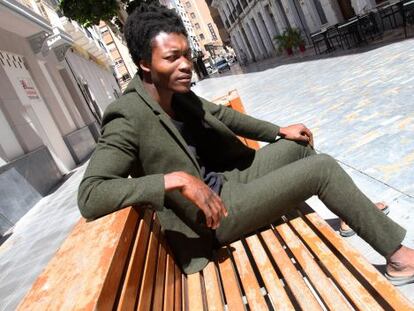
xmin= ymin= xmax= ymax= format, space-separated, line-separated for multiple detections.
xmin=78 ymin=5 xmax=414 ymax=284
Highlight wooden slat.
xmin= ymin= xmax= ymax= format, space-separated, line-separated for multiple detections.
xmin=202 ymin=262 xmax=224 ymax=311
xmin=303 ymin=210 xmax=414 ymax=310
xmin=187 ymin=273 xmax=204 ymax=310
xmin=260 ymin=228 xmax=323 ymax=311
xmin=137 ymin=218 xmax=161 ymax=311
xmin=118 ymin=210 xmax=153 ymax=310
xmin=245 ymin=234 xmax=295 ymax=311
xmin=152 ymin=233 xmax=168 ymax=310
xmin=216 ymin=247 xmax=245 ymax=310
xmin=276 ymin=222 xmax=352 ymax=311
xmin=288 ymin=215 xmax=383 ymax=310
xmin=18 ymin=207 xmax=139 ymax=311
xmin=230 ymin=240 xmax=268 ymax=310
xmin=174 ymin=264 xmax=182 ymax=311
xmin=163 ymin=254 xmax=175 ymax=311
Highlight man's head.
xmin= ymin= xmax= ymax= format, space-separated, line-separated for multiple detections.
xmin=125 ymin=5 xmax=188 ymax=65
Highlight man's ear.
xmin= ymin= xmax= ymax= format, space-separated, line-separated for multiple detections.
xmin=139 ymin=59 xmax=151 ymax=73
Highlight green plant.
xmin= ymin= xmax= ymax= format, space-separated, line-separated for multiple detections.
xmin=287 ymin=28 xmax=305 ymax=48
xmin=274 ymin=30 xmax=294 ymax=52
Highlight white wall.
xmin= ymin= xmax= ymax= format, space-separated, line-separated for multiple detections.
xmin=0 ymin=104 xmax=24 ymax=161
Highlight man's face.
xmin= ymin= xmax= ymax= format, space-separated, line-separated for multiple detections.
xmin=144 ymin=32 xmax=193 ymax=93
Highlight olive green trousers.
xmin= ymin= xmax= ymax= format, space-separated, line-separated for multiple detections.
xmin=216 ymin=139 xmax=406 ymax=257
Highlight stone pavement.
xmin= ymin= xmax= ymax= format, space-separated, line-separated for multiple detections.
xmin=1 ymin=39 xmax=414 ymax=309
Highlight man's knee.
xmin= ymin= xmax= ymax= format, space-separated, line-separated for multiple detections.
xmin=276 ymin=139 xmax=315 ymax=158
xmin=313 ymin=153 xmax=339 ymax=170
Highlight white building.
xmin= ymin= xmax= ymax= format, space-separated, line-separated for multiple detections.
xmin=0 ymin=0 xmax=120 ymax=235
xmin=211 ymin=0 xmax=373 ymax=63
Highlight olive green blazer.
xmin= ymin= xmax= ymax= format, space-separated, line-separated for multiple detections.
xmin=78 ymin=75 xmax=280 ymax=274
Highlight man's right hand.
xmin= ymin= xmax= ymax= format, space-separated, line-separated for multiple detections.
xmin=164 ymin=171 xmax=228 ymax=229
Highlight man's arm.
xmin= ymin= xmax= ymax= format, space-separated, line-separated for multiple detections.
xmin=199 ymin=96 xmax=313 ymax=146
xmin=78 ymin=104 xmax=165 ymax=220
xmin=79 ymin=102 xmax=228 ymax=228
xmin=199 ymin=96 xmax=280 ymax=142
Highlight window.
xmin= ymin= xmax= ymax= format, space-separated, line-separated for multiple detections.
xmin=195 ymin=23 xmax=200 ymax=29
xmin=121 ymin=73 xmax=131 ymax=82
xmin=186 ymin=1 xmax=191 ymax=8
xmin=190 ymin=12 xmax=196 ymax=19
xmin=199 ymin=33 xmax=205 ymax=40
xmin=207 ymin=23 xmax=217 ymax=41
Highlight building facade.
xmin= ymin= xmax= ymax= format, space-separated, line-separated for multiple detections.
xmin=182 ymin=0 xmax=226 ymax=60
xmin=99 ymin=22 xmax=137 ymax=92
xmin=210 ymin=0 xmax=368 ymax=63
xmin=0 ymin=0 xmax=120 ymax=235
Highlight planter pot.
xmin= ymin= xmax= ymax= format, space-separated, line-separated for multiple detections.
xmin=286 ymin=47 xmax=293 ymax=55
xmin=299 ymin=44 xmax=306 ymax=53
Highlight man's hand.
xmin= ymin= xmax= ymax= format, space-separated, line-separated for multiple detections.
xmin=164 ymin=171 xmax=228 ymax=229
xmin=279 ymin=123 xmax=314 ymax=147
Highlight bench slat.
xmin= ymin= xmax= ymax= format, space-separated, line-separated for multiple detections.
xmin=302 ymin=210 xmax=414 ymax=310
xmin=230 ymin=240 xmax=268 ymax=310
xmin=276 ymin=222 xmax=353 ymax=310
xmin=216 ymin=248 xmax=245 ymax=310
xmin=245 ymin=234 xmax=295 ymax=311
xmin=152 ymin=234 xmax=168 ymax=310
xmin=17 ymin=207 xmax=138 ymax=311
xmin=186 ymin=273 xmax=204 ymax=310
xmin=137 ymin=217 xmax=161 ymax=311
xmin=118 ymin=209 xmax=153 ymax=310
xmin=203 ymin=261 xmax=224 ymax=311
xmin=163 ymin=254 xmax=175 ymax=311
xmin=174 ymin=264 xmax=182 ymax=311
xmin=289 ymin=215 xmax=383 ymax=310
xmin=260 ymin=228 xmax=323 ymax=310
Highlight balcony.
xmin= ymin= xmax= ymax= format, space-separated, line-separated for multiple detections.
xmin=0 ymin=0 xmax=53 ymax=37
xmin=60 ymin=16 xmax=108 ymax=62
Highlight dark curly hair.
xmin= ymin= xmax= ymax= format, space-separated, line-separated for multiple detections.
xmin=124 ymin=4 xmax=188 ymax=74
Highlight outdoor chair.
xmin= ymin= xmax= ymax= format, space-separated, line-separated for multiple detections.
xmin=378 ymin=2 xmax=401 ymax=30
xmin=310 ymin=31 xmax=326 ymax=55
xmin=325 ymin=25 xmax=343 ymax=50
xmin=358 ymin=12 xmax=382 ymax=41
xmin=403 ymin=0 xmax=414 ymax=37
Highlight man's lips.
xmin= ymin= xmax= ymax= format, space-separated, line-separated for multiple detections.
xmin=177 ymin=75 xmax=191 ymax=83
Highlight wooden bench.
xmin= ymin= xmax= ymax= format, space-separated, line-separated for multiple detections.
xmin=18 ymin=91 xmax=413 ymax=311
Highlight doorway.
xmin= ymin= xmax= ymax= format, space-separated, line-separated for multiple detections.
xmin=337 ymin=0 xmax=356 ymax=20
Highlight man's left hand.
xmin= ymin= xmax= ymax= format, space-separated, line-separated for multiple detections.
xmin=279 ymin=123 xmax=314 ymax=147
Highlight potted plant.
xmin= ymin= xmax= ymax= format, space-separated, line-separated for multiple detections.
xmin=287 ymin=28 xmax=306 ymax=53
xmin=274 ymin=30 xmax=294 ymax=56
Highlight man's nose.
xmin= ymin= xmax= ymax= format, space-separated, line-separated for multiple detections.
xmin=179 ymin=56 xmax=192 ymax=71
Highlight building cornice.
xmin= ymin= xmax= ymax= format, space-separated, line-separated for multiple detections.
xmin=0 ymin=0 xmax=53 ymax=35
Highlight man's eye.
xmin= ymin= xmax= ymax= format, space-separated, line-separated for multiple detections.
xmin=166 ymin=55 xmax=179 ymax=61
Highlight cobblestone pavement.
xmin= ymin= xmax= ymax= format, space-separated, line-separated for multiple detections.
xmin=0 ymin=39 xmax=413 ymax=309
xmin=194 ymin=38 xmax=414 ymax=300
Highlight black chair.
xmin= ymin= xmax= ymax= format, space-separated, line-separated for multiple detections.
xmin=402 ymin=0 xmax=414 ymax=37
xmin=358 ymin=12 xmax=381 ymax=41
xmin=378 ymin=2 xmax=401 ymax=30
xmin=310 ymin=31 xmax=326 ymax=54
xmin=326 ymin=25 xmax=343 ymax=50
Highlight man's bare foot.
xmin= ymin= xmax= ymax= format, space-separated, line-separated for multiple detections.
xmin=339 ymin=202 xmax=389 ymax=237
xmin=385 ymin=245 xmax=414 ymax=285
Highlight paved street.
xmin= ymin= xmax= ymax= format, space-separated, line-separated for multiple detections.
xmin=194 ymin=38 xmax=414 ymax=299
xmin=1 ymin=38 xmax=414 ymax=309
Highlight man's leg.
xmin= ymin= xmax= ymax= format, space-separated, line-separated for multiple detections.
xmin=225 ymin=139 xmax=316 ymax=183
xmin=217 ymin=153 xmax=406 ymax=258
